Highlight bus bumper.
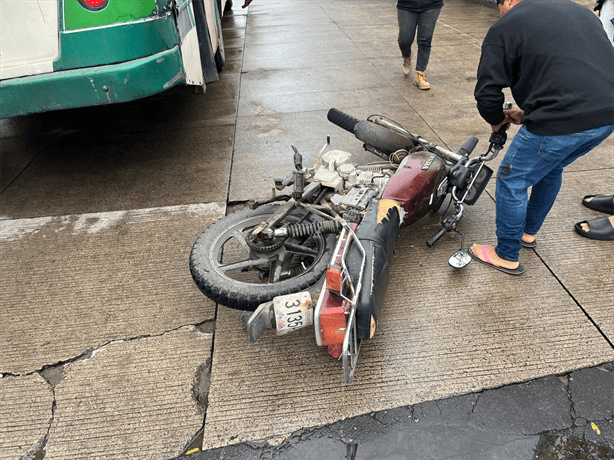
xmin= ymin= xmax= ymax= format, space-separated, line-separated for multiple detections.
xmin=0 ymin=47 xmax=186 ymax=119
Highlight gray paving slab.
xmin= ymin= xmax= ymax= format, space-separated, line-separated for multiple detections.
xmin=44 ymin=327 xmax=212 ymax=460
xmin=0 ymin=373 xmax=54 ymax=460
xmin=0 ymin=126 xmax=234 ymax=218
xmin=245 ymin=2 xmax=333 ymax=27
xmin=0 ymin=111 xmax=62 ymax=139
xmin=228 ymin=106 xmax=440 ymax=202
xmin=242 ymin=35 xmax=365 ymax=71
xmin=203 ymin=193 xmax=614 ymax=450
xmin=0 ymin=204 xmax=221 ymax=375
xmin=321 ymin=3 xmax=397 ymax=27
xmin=244 ymin=22 xmax=350 ymax=47
xmin=1 ymin=133 xmax=58 ymax=192
xmin=530 ymin=171 xmax=614 ymax=342
xmin=238 ymin=62 xmax=392 ymax=104
xmin=238 ymin=78 xmax=406 ymax=117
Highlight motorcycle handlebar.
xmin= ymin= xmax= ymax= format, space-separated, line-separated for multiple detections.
xmin=327 ymin=108 xmax=465 ymax=164
xmin=457 ymin=136 xmax=479 ymax=158
xmin=327 ymin=108 xmax=360 ymax=134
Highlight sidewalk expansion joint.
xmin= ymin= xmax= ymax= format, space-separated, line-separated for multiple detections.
xmin=532 ymin=250 xmax=614 ymax=350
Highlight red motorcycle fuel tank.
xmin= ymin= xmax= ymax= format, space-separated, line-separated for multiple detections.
xmin=382 ymin=150 xmax=447 ymax=228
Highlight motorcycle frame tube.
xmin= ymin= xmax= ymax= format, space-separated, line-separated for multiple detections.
xmin=342 ymin=305 xmax=360 ymax=384
xmin=337 ymin=224 xmax=367 ymax=306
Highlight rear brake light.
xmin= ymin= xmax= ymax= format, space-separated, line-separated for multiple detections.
xmin=326 ymin=266 xmax=343 ymax=294
xmin=78 ymin=0 xmax=109 ymax=11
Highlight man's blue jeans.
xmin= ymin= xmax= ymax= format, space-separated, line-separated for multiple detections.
xmin=495 ymin=124 xmax=614 ymax=262
xmin=397 ymin=8 xmax=441 ymax=72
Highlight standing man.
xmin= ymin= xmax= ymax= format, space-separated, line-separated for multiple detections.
xmin=397 ymin=0 xmax=444 ymax=90
xmin=470 ymin=0 xmax=614 ymax=275
xmin=595 ymin=0 xmax=614 ymax=44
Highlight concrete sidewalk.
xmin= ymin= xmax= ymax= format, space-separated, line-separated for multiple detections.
xmin=199 ymin=0 xmax=614 ymax=453
xmin=1 ymin=0 xmax=613 ymax=459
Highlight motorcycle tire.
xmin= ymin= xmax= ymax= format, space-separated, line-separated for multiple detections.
xmin=190 ymin=204 xmax=336 ymax=311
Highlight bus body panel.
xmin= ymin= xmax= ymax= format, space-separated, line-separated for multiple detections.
xmin=0 ymin=47 xmax=186 ymax=118
xmin=0 ymin=0 xmax=228 ymax=118
xmin=54 ymin=15 xmax=180 ymax=71
xmin=176 ymin=0 xmax=204 ymax=86
xmin=0 ymin=0 xmax=60 ymax=80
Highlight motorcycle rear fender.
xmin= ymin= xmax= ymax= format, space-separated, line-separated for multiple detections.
xmin=347 ymin=199 xmax=401 ymax=340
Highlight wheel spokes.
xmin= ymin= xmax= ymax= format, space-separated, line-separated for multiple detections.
xmin=218 ymin=257 xmax=270 ymax=272
xmin=231 ymin=229 xmax=251 ymax=250
xmin=217 ymin=222 xmax=324 ymax=284
xmin=283 ymin=241 xmax=319 ymax=257
xmin=268 ymin=256 xmax=284 ymax=283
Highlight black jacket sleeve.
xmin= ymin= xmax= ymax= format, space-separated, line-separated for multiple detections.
xmin=474 ymin=42 xmax=514 ymax=126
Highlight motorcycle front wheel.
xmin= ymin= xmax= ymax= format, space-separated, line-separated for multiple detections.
xmin=190 ymin=204 xmax=336 ymax=310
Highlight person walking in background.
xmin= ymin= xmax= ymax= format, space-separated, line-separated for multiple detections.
xmin=397 ymin=0 xmax=443 ymax=90
xmin=595 ymin=0 xmax=614 ymax=44
xmin=470 ymin=0 xmax=614 ymax=275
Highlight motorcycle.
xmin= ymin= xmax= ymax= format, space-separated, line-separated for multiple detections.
xmin=190 ymin=108 xmax=508 ymax=383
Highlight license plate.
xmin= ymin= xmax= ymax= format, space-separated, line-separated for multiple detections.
xmin=273 ymin=292 xmax=313 ymax=335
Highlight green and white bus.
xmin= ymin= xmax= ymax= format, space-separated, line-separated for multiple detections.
xmin=0 ymin=0 xmax=231 ymax=118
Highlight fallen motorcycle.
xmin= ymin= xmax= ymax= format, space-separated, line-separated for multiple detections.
xmin=190 ymin=108 xmax=508 ymax=383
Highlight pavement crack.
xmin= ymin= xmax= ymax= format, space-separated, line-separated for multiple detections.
xmin=563 ymin=372 xmax=578 ymax=426
xmin=33 ymin=389 xmax=56 ymax=460
xmin=470 ymin=391 xmax=482 ymax=416
xmin=434 ymin=401 xmax=444 ymax=418
xmin=9 ymin=323 xmax=213 ymax=380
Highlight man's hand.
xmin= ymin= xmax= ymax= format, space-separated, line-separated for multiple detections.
xmin=491 ymin=120 xmax=509 ymax=132
xmin=492 ymin=108 xmax=524 ymax=131
xmin=503 ymin=108 xmax=524 ymax=125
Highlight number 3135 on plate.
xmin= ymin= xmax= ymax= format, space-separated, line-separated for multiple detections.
xmin=273 ymin=292 xmax=313 ymax=335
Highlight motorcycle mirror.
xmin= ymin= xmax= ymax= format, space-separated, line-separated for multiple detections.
xmin=449 ymin=250 xmax=472 ymax=269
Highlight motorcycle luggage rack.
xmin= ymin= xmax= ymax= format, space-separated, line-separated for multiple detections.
xmin=331 ymin=221 xmax=366 ymax=384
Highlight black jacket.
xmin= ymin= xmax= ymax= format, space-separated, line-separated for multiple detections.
xmin=474 ymin=0 xmax=614 ymax=136
xmin=397 ymin=0 xmax=443 ymax=12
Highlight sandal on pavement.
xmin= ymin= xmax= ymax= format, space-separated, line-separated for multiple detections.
xmin=521 ymin=237 xmax=536 ymax=248
xmin=468 ymin=245 xmax=525 ymax=275
xmin=582 ymin=194 xmax=614 ymax=214
xmin=574 ymin=216 xmax=614 ymax=241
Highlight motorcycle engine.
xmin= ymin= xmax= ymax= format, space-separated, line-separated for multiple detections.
xmin=312 ymin=150 xmax=395 ymax=218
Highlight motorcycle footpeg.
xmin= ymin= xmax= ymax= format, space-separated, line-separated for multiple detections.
xmin=241 ymin=301 xmax=275 ymax=343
